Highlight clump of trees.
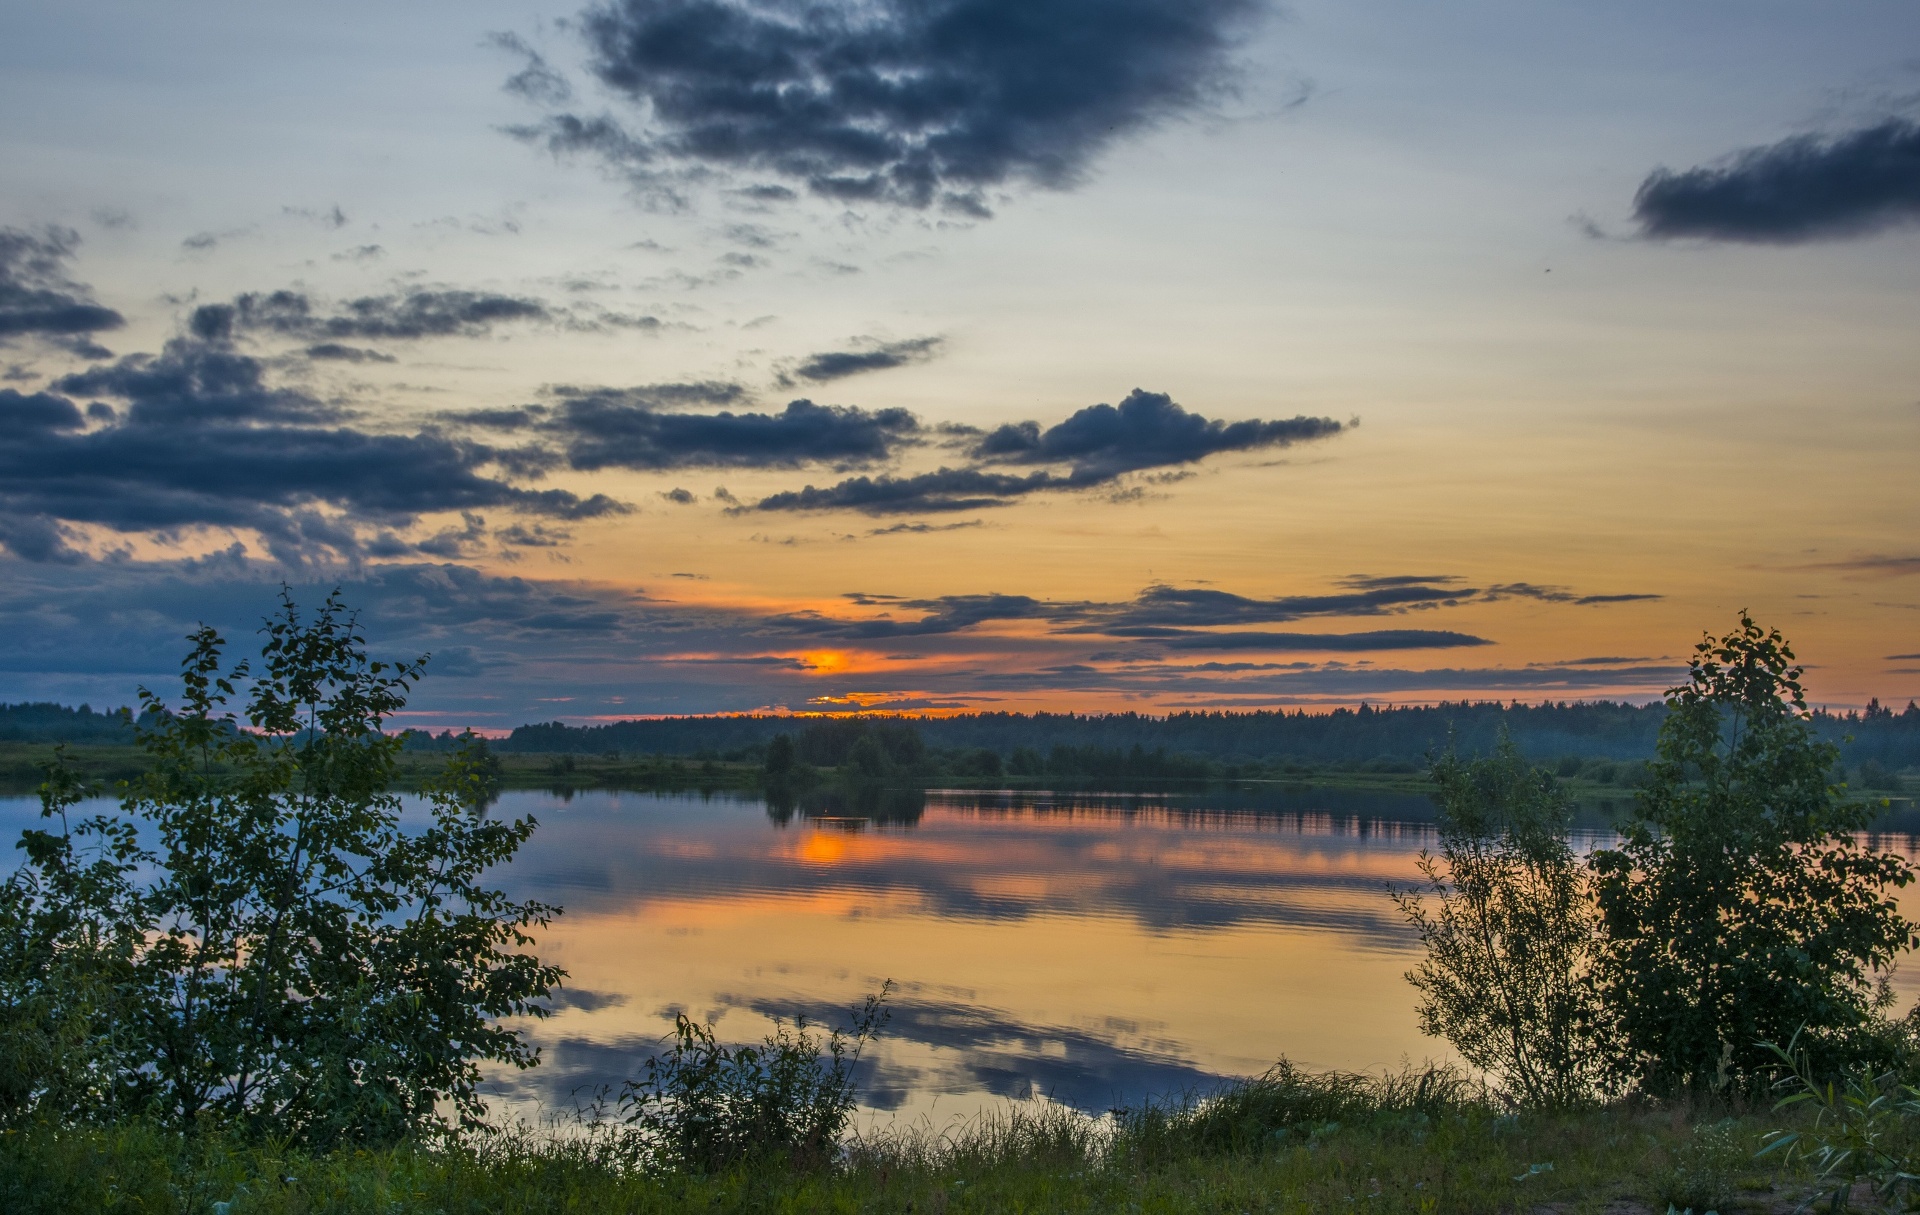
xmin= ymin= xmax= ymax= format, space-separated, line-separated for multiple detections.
xmin=0 ymin=592 xmax=562 ymax=1145
xmin=1402 ymin=613 xmax=1919 ymax=1105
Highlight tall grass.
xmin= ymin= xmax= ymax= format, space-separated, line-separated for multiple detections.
xmin=1 ymin=1058 xmax=1827 ymax=1214
xmin=1110 ymin=1059 xmax=1481 ymax=1167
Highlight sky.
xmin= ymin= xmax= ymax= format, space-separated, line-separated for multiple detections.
xmin=1 ymin=0 xmax=1918 ymax=728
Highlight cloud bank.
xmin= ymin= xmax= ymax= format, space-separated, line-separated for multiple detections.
xmin=0 ymin=334 xmax=621 ymax=565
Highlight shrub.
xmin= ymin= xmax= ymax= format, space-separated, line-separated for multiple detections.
xmin=1395 ymin=735 xmax=1608 ymax=1107
xmin=619 ymin=985 xmax=890 ymax=1172
xmin=0 ymin=591 xmax=562 ymax=1145
xmin=1110 ymin=1059 xmax=1475 ymax=1167
xmin=1591 ymin=614 xmax=1918 ymax=1095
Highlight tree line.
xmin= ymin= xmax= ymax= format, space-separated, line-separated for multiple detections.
xmin=477 ymin=699 xmax=1920 ymax=769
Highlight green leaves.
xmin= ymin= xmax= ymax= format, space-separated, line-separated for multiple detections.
xmin=618 ymin=983 xmax=892 ymax=1173
xmin=1395 ymin=733 xmax=1607 ymax=1108
xmin=1591 ymin=614 xmax=1918 ymax=1094
xmin=0 ymin=590 xmax=563 ymax=1145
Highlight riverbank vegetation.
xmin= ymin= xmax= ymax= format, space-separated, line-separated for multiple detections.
xmin=7 ymin=601 xmax=1920 ymax=1212
xmin=0 ymin=1075 xmax=1825 ymax=1214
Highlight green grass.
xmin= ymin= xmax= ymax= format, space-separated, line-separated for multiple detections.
xmin=0 ymin=1068 xmax=1824 ymax=1215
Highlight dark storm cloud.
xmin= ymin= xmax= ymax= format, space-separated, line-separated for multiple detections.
xmin=1633 ymin=119 xmax=1920 ymax=243
xmin=0 ymin=227 xmax=125 ymax=351
xmin=753 ymin=390 xmax=1344 ymax=514
xmin=531 ymin=0 xmax=1259 ymax=211
xmin=555 ymin=392 xmax=921 ymax=471
xmin=784 ymin=336 xmax=943 ymax=384
xmin=1 ymin=337 xmax=623 ymax=564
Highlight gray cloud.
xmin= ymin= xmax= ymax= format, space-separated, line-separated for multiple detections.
xmin=1633 ymin=119 xmax=1920 ymax=243
xmin=770 ymin=592 xmax=1048 ymax=638
xmin=755 ymin=466 xmax=1066 ymax=514
xmin=1483 ymin=582 xmax=1662 ymax=607
xmin=0 ymin=557 xmax=1688 ymax=718
xmin=784 ymin=336 xmax=943 ymax=385
xmin=975 ymin=389 xmax=1344 ymax=480
xmin=490 ymin=31 xmax=576 ymax=105
xmin=304 ymin=342 xmax=397 ymax=363
xmin=520 ymin=0 xmax=1260 ymax=212
xmin=756 ymin=389 xmax=1344 ymax=513
xmin=1076 ymin=582 xmax=1474 ymax=629
xmin=55 ymin=336 xmax=346 ymax=428
xmin=0 ymin=227 xmax=125 ymax=354
xmin=1101 ymin=627 xmax=1491 ymax=651
xmin=552 ymin=389 xmax=921 ymax=471
xmin=2 ymin=337 xmax=623 ymax=565
xmin=215 ymin=288 xmax=551 ymax=341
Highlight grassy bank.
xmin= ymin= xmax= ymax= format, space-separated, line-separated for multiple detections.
xmin=0 ymin=1076 xmax=1825 ymax=1215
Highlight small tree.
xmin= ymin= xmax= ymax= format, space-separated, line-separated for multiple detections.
xmin=0 ymin=590 xmax=564 ymax=1144
xmin=1395 ymin=735 xmax=1607 ymax=1107
xmin=1590 ymin=613 xmax=1917 ymax=1094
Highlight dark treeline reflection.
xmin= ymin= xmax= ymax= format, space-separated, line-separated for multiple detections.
xmin=764 ymin=782 xmax=929 ymax=826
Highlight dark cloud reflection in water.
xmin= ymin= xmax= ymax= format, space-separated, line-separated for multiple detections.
xmin=479 ymin=785 xmax=1471 ymax=1120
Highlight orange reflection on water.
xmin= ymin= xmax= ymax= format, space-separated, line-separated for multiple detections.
xmin=483 ymin=790 xmax=1460 ymax=1124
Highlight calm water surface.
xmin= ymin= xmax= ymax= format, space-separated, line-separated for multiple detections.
xmin=7 ymin=785 xmax=1918 ymax=1126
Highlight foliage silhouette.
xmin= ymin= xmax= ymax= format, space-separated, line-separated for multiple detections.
xmin=617 ymin=984 xmax=891 ymax=1173
xmin=1590 ymin=613 xmax=1917 ymax=1094
xmin=0 ymin=590 xmax=562 ymax=1145
xmin=1395 ymin=734 xmax=1608 ymax=1107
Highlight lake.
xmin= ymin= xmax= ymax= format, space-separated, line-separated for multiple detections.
xmin=6 ymin=784 xmax=1919 ymax=1127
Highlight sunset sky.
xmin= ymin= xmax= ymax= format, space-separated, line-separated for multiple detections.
xmin=2 ymin=0 xmax=1918 ymax=728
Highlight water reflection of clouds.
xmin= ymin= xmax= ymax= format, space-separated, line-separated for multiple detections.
xmin=473 ymin=787 xmax=1465 ymax=1121
xmin=498 ymin=790 xmax=1447 ymax=940
xmin=491 ymin=991 xmax=1226 ymax=1116
xmin=13 ymin=786 xmax=1920 ymax=1126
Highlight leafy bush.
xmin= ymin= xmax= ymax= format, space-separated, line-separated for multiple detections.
xmin=1591 ymin=614 xmax=1918 ymax=1095
xmin=0 ymin=591 xmax=562 ymax=1145
xmin=1759 ymin=1035 xmax=1920 ymax=1212
xmin=1395 ymin=735 xmax=1608 ymax=1107
xmin=618 ymin=985 xmax=890 ymax=1172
